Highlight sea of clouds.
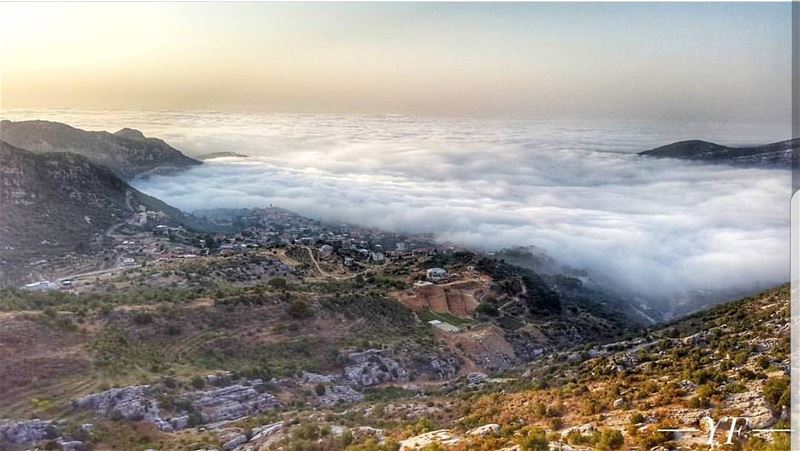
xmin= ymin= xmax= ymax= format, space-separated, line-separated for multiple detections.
xmin=3 ymin=110 xmax=791 ymax=305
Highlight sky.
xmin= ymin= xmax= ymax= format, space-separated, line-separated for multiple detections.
xmin=0 ymin=2 xmax=792 ymax=122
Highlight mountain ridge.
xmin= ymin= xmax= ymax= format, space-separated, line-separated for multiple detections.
xmin=639 ymin=138 xmax=797 ymax=167
xmin=0 ymin=119 xmax=201 ymax=179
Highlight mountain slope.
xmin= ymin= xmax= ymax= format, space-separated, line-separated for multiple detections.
xmin=0 ymin=120 xmax=201 ymax=179
xmin=0 ymin=140 xmax=194 ymax=286
xmin=640 ymin=138 xmax=797 ymax=168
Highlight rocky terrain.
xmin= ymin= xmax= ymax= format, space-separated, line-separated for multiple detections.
xmin=639 ymin=138 xmax=798 ymax=168
xmin=0 ymin=120 xmax=201 ymax=179
xmin=0 ymin=280 xmax=787 ymax=450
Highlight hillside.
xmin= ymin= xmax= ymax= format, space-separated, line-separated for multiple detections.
xmin=639 ymin=138 xmax=797 ymax=168
xmin=0 ymin=204 xmax=787 ymax=450
xmin=0 ymin=270 xmax=785 ymax=450
xmin=0 ymin=211 xmax=647 ymax=449
xmin=0 ymin=120 xmax=201 ymax=179
xmin=0 ymin=141 xmax=197 ymax=287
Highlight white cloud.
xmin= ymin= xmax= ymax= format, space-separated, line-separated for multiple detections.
xmin=131 ymin=116 xmax=790 ymax=308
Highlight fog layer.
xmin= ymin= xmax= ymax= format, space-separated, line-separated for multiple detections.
xmin=112 ymin=114 xmax=791 ymax=304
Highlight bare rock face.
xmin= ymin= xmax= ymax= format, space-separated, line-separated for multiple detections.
xmin=0 ymin=418 xmax=57 ymax=444
xmin=560 ymin=423 xmax=595 ymax=438
xmin=399 ymin=429 xmax=461 ymax=450
xmin=220 ymin=432 xmax=247 ymax=450
xmin=343 ymin=350 xmax=409 ymax=387
xmin=250 ymin=421 xmax=283 ymax=442
xmin=73 ymin=379 xmax=279 ymax=431
xmin=183 ymin=382 xmax=279 ymax=423
xmin=422 ymin=354 xmax=461 ymax=379
xmin=57 ymin=439 xmax=85 ymax=451
xmin=315 ymin=385 xmax=364 ymax=407
xmin=73 ymin=385 xmax=161 ymax=423
xmin=300 ymin=372 xmax=336 ymax=384
xmin=467 ymin=424 xmax=500 ymax=436
xmin=725 ymin=386 xmax=775 ymax=428
xmin=466 ymin=372 xmax=488 ymax=385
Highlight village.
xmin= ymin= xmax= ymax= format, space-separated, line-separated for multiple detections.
xmin=21 ymin=206 xmax=458 ymax=296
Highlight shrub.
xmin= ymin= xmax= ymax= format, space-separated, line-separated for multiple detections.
xmin=268 ymin=277 xmax=288 ymax=290
xmin=763 ymin=376 xmax=790 ymax=412
xmin=597 ymin=429 xmax=624 ymax=450
xmin=476 ymin=303 xmax=499 ymax=316
xmin=190 ymin=376 xmax=206 ymax=389
xmin=519 ymin=428 xmax=549 ymax=451
xmin=287 ymin=300 xmax=313 ymax=319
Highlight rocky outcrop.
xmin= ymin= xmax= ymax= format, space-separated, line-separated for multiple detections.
xmin=417 ymin=353 xmax=461 ymax=380
xmin=250 ymin=421 xmax=283 ymax=442
xmin=560 ymin=423 xmax=595 ymax=438
xmin=0 ymin=418 xmax=57 ymax=444
xmin=73 ymin=379 xmax=279 ymax=431
xmin=467 ymin=424 xmax=500 ymax=436
xmin=466 ymin=372 xmax=488 ymax=385
xmin=725 ymin=386 xmax=775 ymax=428
xmin=399 ymin=429 xmax=461 ymax=450
xmin=220 ymin=431 xmax=247 ymax=451
xmin=182 ymin=381 xmax=279 ymax=423
xmin=73 ymin=385 xmax=162 ymax=424
xmin=315 ymin=385 xmax=364 ymax=407
xmin=343 ymin=350 xmax=409 ymax=387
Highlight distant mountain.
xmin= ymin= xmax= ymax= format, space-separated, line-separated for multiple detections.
xmin=197 ymin=151 xmax=249 ymax=160
xmin=639 ymin=138 xmax=798 ymax=167
xmin=0 ymin=120 xmax=201 ymax=179
xmin=0 ymin=140 xmax=195 ymax=286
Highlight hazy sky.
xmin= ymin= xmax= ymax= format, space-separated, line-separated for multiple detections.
xmin=0 ymin=2 xmax=792 ymax=121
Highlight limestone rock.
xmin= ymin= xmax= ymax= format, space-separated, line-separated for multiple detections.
xmin=315 ymin=385 xmax=364 ymax=407
xmin=0 ymin=418 xmax=57 ymax=445
xmin=184 ymin=383 xmax=279 ymax=422
xmin=467 ymin=424 xmax=500 ymax=436
xmin=343 ymin=350 xmax=408 ymax=387
xmin=466 ymin=372 xmax=488 ymax=385
xmin=221 ymin=433 xmax=247 ymax=450
xmin=73 ymin=385 xmax=160 ymax=423
xmin=399 ymin=429 xmax=461 ymax=450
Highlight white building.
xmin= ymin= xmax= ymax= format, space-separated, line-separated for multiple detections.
xmin=22 ymin=280 xmax=58 ymax=291
xmin=426 ymin=267 xmax=448 ymax=282
xmin=319 ymin=244 xmax=334 ymax=258
xmin=428 ymin=319 xmax=459 ymax=333
xmin=369 ymin=252 xmax=385 ymax=263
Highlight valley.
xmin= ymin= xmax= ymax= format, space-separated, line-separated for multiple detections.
xmin=0 ymin=120 xmax=790 ymax=451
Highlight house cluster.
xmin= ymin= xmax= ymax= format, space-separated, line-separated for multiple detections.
xmin=201 ymin=207 xmax=441 ymax=267
xmin=126 ymin=207 xmax=460 ymax=275
xmin=132 ymin=206 xmax=167 ymax=226
xmin=153 ymin=225 xmax=187 ymax=237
